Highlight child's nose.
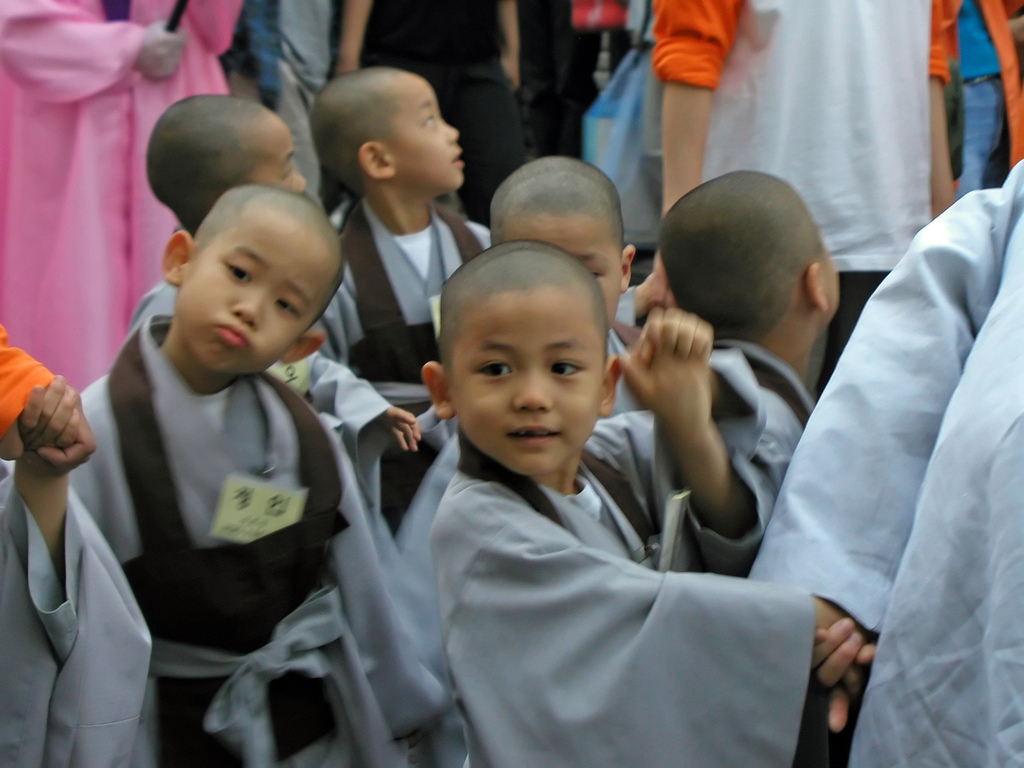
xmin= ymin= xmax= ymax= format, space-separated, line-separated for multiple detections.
xmin=232 ymin=294 xmax=260 ymax=326
xmin=513 ymin=372 xmax=551 ymax=411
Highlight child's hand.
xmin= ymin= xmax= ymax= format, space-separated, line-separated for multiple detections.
xmin=16 ymin=378 xmax=96 ymax=476
xmin=811 ymin=596 xmax=876 ymax=732
xmin=620 ymin=308 xmax=714 ymax=427
xmin=385 ymin=406 xmax=421 ymax=452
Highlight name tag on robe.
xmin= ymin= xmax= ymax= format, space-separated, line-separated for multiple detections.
xmin=430 ymin=294 xmax=442 ymax=338
xmin=210 ymin=474 xmax=309 ymax=544
xmin=268 ymin=359 xmax=312 ymax=395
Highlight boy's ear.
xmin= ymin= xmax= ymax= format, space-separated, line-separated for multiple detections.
xmin=619 ymin=244 xmax=636 ymax=294
xmin=357 ymin=140 xmax=397 ymax=184
xmin=599 ymin=354 xmax=622 ymax=418
xmin=162 ymin=230 xmax=196 ymax=287
xmin=422 ymin=361 xmax=456 ymax=420
xmin=279 ymin=328 xmax=325 ymax=364
xmin=804 ymin=258 xmax=838 ymax=318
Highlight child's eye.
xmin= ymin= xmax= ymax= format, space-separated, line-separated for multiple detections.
xmin=479 ymin=362 xmax=511 ymax=376
xmin=425 ymin=115 xmax=436 ymax=126
xmin=277 ymin=299 xmax=297 ymax=314
xmin=229 ymin=265 xmax=250 ymax=282
xmin=552 ymin=361 xmax=580 ymax=376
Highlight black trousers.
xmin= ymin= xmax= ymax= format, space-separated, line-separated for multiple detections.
xmin=363 ymin=53 xmax=525 ymax=225
xmin=816 ymin=271 xmax=888 ymax=394
xmin=518 ymin=0 xmax=629 ymax=157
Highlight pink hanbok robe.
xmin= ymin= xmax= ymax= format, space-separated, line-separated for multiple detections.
xmin=0 ymin=0 xmax=242 ymax=388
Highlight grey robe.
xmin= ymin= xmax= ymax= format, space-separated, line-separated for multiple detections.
xmin=431 ymin=461 xmax=815 ymax=768
xmin=751 ymin=164 xmax=1024 ymax=765
xmin=716 ymin=339 xmax=815 ymax=500
xmin=70 ymin=318 xmax=447 ymax=768
xmin=0 ymin=479 xmax=151 ymax=768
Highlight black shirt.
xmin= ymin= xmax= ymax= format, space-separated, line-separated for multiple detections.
xmin=363 ymin=0 xmax=501 ymax=65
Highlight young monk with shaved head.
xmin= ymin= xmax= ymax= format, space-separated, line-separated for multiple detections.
xmin=132 ymin=95 xmax=309 ymax=326
xmin=68 ymin=185 xmax=447 ymax=767
xmin=422 ymin=241 xmax=867 ymax=768
xmin=309 ymin=67 xmax=490 ymax=536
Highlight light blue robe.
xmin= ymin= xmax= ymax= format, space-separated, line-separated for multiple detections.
xmin=0 ymin=479 xmax=151 ymax=767
xmin=751 ymin=163 xmax=1024 ymax=765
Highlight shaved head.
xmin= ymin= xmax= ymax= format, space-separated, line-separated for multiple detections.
xmin=490 ymin=157 xmax=624 ymax=245
xmin=659 ymin=171 xmax=826 ymax=340
xmin=195 ymin=185 xmax=344 ymax=317
xmin=147 ymin=95 xmax=285 ymax=234
xmin=438 ymin=240 xmax=607 ymax=362
xmin=311 ymin=67 xmax=407 ymax=194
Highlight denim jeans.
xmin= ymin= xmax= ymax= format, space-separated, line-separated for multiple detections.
xmin=958 ymin=77 xmax=1009 ymax=198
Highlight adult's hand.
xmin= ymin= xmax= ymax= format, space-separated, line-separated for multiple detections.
xmin=134 ymin=21 xmax=186 ymax=80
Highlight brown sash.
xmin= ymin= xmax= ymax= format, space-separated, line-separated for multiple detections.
xmin=110 ymin=331 xmax=344 ymax=765
xmin=341 ymin=201 xmax=484 ymax=384
xmin=740 ymin=351 xmax=812 ymax=428
xmin=611 ymin=320 xmax=642 ymax=348
xmin=457 ymin=432 xmax=657 ymax=546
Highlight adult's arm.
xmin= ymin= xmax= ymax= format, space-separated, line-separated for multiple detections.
xmin=0 ymin=324 xmax=52 ymax=438
xmin=497 ymin=0 xmax=520 ymax=88
xmin=651 ymin=0 xmax=742 ymax=210
xmin=929 ymin=0 xmax=954 ymax=217
xmin=336 ymin=0 xmax=374 ymax=74
xmin=0 ymin=0 xmax=147 ymax=101
xmin=751 ymin=164 xmax=1024 ymax=629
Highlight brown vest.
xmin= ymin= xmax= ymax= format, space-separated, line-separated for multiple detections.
xmin=110 ymin=332 xmax=345 ymax=766
xmin=341 ymin=201 xmax=484 ymax=385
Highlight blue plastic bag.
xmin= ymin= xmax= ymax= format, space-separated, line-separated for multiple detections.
xmin=584 ymin=48 xmax=646 ymax=188
xmin=584 ymin=49 xmax=661 ymax=246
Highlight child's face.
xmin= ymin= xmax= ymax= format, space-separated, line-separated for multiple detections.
xmin=499 ymin=214 xmax=633 ymax=325
xmin=161 ymin=208 xmax=332 ymax=394
xmin=425 ymin=285 xmax=618 ymax=495
xmin=243 ymin=112 xmax=307 ymax=194
xmin=380 ymin=73 xmax=464 ymax=199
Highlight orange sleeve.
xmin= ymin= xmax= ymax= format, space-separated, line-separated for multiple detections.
xmin=651 ymin=0 xmax=745 ymax=88
xmin=0 ymin=325 xmax=54 ymax=437
xmin=930 ymin=0 xmax=954 ymax=83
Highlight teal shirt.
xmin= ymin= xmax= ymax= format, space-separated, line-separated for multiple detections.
xmin=958 ymin=0 xmax=1001 ymax=81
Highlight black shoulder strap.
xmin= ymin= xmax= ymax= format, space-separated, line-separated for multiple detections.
xmin=433 ymin=204 xmax=486 ymax=262
xmin=457 ymin=433 xmax=564 ymax=527
xmin=457 ymin=433 xmax=655 ymax=543
xmin=611 ymin=321 xmax=642 ymax=348
xmin=340 ymin=200 xmax=405 ymax=331
xmin=108 ymin=330 xmax=191 ymax=554
xmin=740 ymin=352 xmax=812 ymax=428
xmin=580 ymin=453 xmax=657 ymax=541
xmin=260 ymin=373 xmax=345 ymax=529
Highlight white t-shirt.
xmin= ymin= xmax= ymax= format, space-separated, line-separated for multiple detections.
xmin=700 ymin=0 xmax=933 ymax=272
xmin=393 ymin=226 xmax=434 ymax=281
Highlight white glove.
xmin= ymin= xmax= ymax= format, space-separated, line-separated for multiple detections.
xmin=133 ymin=21 xmax=186 ymax=80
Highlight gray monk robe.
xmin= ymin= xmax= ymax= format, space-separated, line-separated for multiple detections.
xmin=431 ymin=434 xmax=817 ymax=768
xmin=751 ymin=164 xmax=1024 ymax=765
xmin=0 ymin=479 xmax=151 ymax=768
xmin=70 ymin=318 xmax=446 ymax=768
xmin=311 ymin=201 xmax=487 ymax=534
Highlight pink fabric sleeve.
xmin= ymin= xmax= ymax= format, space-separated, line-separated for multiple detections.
xmin=0 ymin=0 xmax=146 ymax=103
xmin=183 ymin=0 xmax=244 ymax=56
xmin=652 ymin=0 xmax=744 ymax=88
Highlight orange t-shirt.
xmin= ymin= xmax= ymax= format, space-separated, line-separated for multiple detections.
xmin=0 ymin=324 xmax=54 ymax=437
xmin=652 ymin=0 xmax=950 ymax=87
